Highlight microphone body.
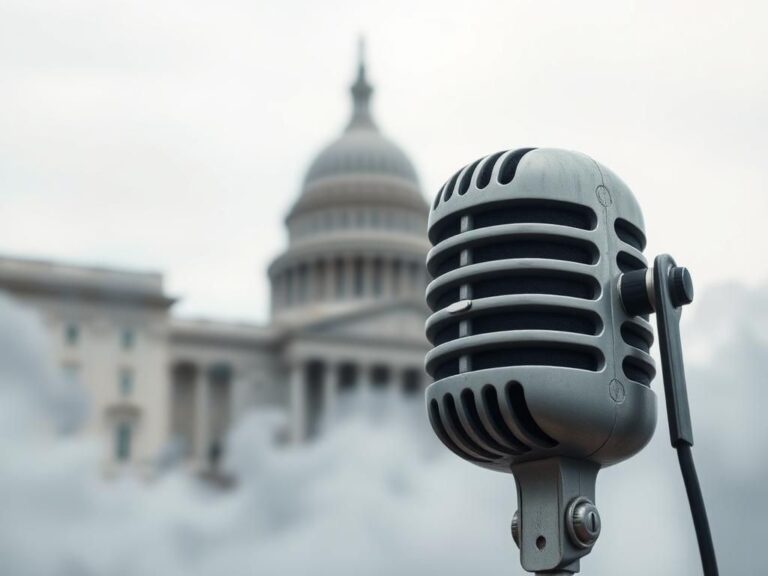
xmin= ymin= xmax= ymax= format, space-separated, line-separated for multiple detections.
xmin=425 ymin=148 xmax=657 ymax=573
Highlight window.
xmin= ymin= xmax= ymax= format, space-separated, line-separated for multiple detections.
xmin=119 ymin=368 xmax=133 ymax=397
xmin=64 ymin=323 xmax=79 ymax=346
xmin=121 ymin=329 xmax=135 ymax=350
xmin=115 ymin=422 xmax=132 ymax=462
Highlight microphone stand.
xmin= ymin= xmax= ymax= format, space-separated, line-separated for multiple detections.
xmin=621 ymin=254 xmax=719 ymax=575
xmin=650 ymin=255 xmax=719 ymax=576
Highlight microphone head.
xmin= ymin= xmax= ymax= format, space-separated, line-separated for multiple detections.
xmin=425 ymin=148 xmax=657 ymax=473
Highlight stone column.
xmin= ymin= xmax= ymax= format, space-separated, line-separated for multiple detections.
xmin=390 ymin=366 xmax=408 ymax=394
xmin=372 ymin=258 xmax=384 ymax=298
xmin=382 ymin=365 xmax=394 ymax=397
xmin=363 ymin=257 xmax=374 ymax=298
xmin=305 ymin=261 xmax=315 ymax=303
xmin=409 ymin=261 xmax=420 ymax=296
xmin=310 ymin=260 xmax=320 ymax=301
xmin=277 ymin=273 xmax=286 ymax=310
xmin=358 ymin=363 xmax=372 ymax=396
xmin=403 ymin=261 xmax=413 ymax=297
xmin=323 ymin=362 xmax=340 ymax=423
xmin=195 ymin=366 xmax=210 ymax=467
xmin=289 ymin=361 xmax=306 ymax=444
xmin=391 ymin=259 xmax=402 ymax=298
xmin=324 ymin=257 xmax=335 ymax=301
xmin=285 ymin=268 xmax=294 ymax=306
xmin=346 ymin=254 xmax=357 ymax=298
xmin=171 ymin=363 xmax=198 ymax=460
xmin=384 ymin=258 xmax=394 ymax=299
xmin=270 ymin=274 xmax=279 ymax=315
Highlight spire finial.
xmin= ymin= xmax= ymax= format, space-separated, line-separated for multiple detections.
xmin=357 ymin=36 xmax=366 ymax=79
xmin=347 ymin=36 xmax=376 ymax=132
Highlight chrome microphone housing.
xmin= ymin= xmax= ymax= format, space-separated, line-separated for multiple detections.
xmin=424 ymin=148 xmax=657 ymax=574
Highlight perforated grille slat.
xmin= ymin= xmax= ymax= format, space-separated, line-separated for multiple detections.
xmin=427 ymin=382 xmax=555 ymax=463
xmin=429 ymin=198 xmax=597 ymax=245
xmin=426 ymin=185 xmax=604 ymax=378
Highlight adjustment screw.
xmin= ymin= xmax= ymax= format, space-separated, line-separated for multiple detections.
xmin=511 ymin=510 xmax=520 ymax=548
xmin=669 ymin=266 xmax=694 ymax=308
xmin=566 ymin=498 xmax=601 ymax=549
xmin=619 ymin=269 xmax=654 ymax=316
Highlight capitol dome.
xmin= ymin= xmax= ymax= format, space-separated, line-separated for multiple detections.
xmin=289 ymin=52 xmax=426 ymax=220
xmin=302 ymin=53 xmax=419 ymax=189
xmin=304 ymin=128 xmax=419 ymax=187
xmin=270 ymin=48 xmax=430 ymax=324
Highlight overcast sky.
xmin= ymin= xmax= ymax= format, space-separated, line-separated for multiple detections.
xmin=1 ymin=0 xmax=766 ymax=322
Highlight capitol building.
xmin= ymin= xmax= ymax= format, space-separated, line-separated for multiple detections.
xmin=0 ymin=52 xmax=432 ymax=475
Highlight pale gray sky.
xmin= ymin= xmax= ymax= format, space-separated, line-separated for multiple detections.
xmin=1 ymin=0 xmax=766 ymax=321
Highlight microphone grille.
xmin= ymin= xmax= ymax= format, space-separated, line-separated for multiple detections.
xmin=427 ymin=148 xmax=605 ymax=380
xmin=425 ymin=148 xmax=656 ymax=468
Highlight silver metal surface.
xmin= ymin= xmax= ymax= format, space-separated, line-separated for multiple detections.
xmin=445 ymin=299 xmax=472 ymax=314
xmin=566 ymin=497 xmax=601 ymax=549
xmin=511 ymin=510 xmax=521 ymax=548
xmin=424 ymin=148 xmax=659 ymax=574
xmin=645 ymin=267 xmax=657 ymax=312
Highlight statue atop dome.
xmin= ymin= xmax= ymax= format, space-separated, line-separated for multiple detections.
xmin=348 ymin=37 xmax=375 ymax=131
xmin=300 ymin=43 xmax=420 ymax=189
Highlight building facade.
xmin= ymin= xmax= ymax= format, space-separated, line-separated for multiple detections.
xmin=0 ymin=52 xmax=431 ymax=475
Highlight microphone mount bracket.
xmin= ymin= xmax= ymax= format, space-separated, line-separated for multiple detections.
xmin=511 ymin=457 xmax=600 ymax=575
xmin=619 ymin=254 xmax=694 ymax=447
xmin=620 ymin=254 xmax=718 ymax=575
xmin=509 ymin=254 xmax=699 ymax=576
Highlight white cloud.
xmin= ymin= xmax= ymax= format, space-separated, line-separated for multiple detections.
xmin=0 ymin=281 xmax=765 ymax=575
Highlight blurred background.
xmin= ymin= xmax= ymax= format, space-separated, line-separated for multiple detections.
xmin=0 ymin=0 xmax=766 ymax=574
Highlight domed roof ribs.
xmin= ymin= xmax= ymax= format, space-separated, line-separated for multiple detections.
xmin=346 ymin=37 xmax=377 ymax=132
xmin=296 ymin=39 xmax=423 ymax=193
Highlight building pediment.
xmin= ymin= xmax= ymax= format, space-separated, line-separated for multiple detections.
xmin=298 ymin=300 xmax=429 ymax=346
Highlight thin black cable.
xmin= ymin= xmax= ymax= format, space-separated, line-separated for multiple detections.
xmin=676 ymin=443 xmax=719 ymax=576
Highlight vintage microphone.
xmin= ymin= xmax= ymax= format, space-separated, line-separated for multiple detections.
xmin=424 ymin=148 xmax=718 ymax=575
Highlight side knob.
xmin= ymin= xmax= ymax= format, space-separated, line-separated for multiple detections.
xmin=669 ymin=266 xmax=694 ymax=308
